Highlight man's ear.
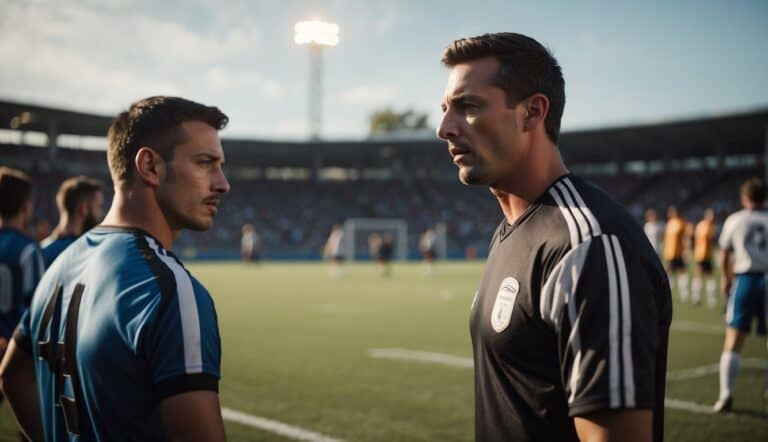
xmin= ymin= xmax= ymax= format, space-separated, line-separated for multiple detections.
xmin=521 ymin=93 xmax=550 ymax=132
xmin=134 ymin=147 xmax=165 ymax=187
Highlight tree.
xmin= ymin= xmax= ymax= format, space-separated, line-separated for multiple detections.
xmin=368 ymin=108 xmax=430 ymax=137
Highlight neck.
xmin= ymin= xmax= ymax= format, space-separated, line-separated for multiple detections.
xmin=101 ymin=185 xmax=176 ymax=249
xmin=490 ymin=142 xmax=568 ymax=225
xmin=51 ymin=214 xmax=81 ymax=238
xmin=0 ymin=213 xmax=27 ymax=231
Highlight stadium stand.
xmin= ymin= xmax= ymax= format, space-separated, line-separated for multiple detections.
xmin=1 ymin=100 xmax=766 ymax=259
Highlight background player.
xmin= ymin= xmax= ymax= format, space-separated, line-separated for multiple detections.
xmin=0 ymin=96 xmax=229 ymax=441
xmin=0 ymin=168 xmax=44 ymax=365
xmin=369 ymin=233 xmax=393 ymax=277
xmin=691 ymin=208 xmax=717 ymax=307
xmin=713 ymin=178 xmax=768 ymax=413
xmin=664 ymin=205 xmax=692 ymax=302
xmin=40 ymin=176 xmax=104 ymax=266
xmin=643 ymin=208 xmax=664 ymax=257
xmin=323 ymin=224 xmax=345 ymax=277
xmin=240 ymin=223 xmax=262 ymax=264
xmin=419 ymin=227 xmax=438 ymax=275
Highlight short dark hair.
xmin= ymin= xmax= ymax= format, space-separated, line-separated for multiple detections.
xmin=56 ymin=176 xmax=103 ymax=216
xmin=741 ymin=177 xmax=766 ymax=204
xmin=107 ymin=96 xmax=228 ymax=186
xmin=0 ymin=167 xmax=33 ymax=219
xmin=441 ymin=32 xmax=566 ymax=144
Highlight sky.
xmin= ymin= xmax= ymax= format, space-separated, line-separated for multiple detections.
xmin=1 ymin=0 xmax=767 ymax=140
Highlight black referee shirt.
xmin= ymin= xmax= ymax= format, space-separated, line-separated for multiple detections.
xmin=470 ymin=174 xmax=672 ymax=442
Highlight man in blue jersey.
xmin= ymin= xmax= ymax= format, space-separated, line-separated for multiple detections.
xmin=40 ymin=176 xmax=104 ymax=266
xmin=0 ymin=96 xmax=230 ymax=441
xmin=0 ymin=167 xmax=45 ymax=366
xmin=713 ymin=177 xmax=768 ymax=414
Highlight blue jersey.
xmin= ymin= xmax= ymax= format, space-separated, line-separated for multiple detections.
xmin=16 ymin=226 xmax=221 ymax=441
xmin=0 ymin=228 xmax=44 ymax=339
xmin=40 ymin=235 xmax=78 ymax=267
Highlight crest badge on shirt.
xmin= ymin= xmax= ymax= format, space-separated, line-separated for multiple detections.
xmin=491 ymin=277 xmax=519 ymax=333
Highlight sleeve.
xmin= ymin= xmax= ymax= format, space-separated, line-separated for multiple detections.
xmin=718 ymin=217 xmax=734 ymax=252
xmin=141 ymin=277 xmax=221 ymax=401
xmin=20 ymin=243 xmax=45 ymax=304
xmin=540 ymin=234 xmax=662 ymax=417
xmin=11 ymin=308 xmax=32 ymax=354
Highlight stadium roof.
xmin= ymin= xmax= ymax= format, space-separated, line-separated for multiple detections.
xmin=0 ymin=100 xmax=113 ymax=137
xmin=558 ymin=108 xmax=768 ymax=162
xmin=1 ymin=99 xmax=766 ymax=162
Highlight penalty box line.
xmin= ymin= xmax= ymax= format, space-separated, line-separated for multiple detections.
xmin=221 ymin=407 xmax=343 ymax=442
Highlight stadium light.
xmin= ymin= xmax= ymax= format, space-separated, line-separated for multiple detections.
xmin=294 ymin=20 xmax=339 ymax=140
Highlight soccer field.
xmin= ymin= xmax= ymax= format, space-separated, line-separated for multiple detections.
xmin=1 ymin=261 xmax=766 ymax=441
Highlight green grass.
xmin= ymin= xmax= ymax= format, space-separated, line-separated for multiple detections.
xmin=1 ymin=261 xmax=766 ymax=441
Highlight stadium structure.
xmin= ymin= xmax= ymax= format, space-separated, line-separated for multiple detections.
xmin=1 ymin=99 xmax=766 ymax=260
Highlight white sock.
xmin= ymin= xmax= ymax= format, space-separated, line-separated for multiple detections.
xmin=719 ymin=351 xmax=740 ymax=400
xmin=691 ymin=277 xmax=702 ymax=304
xmin=678 ymin=273 xmax=690 ymax=301
xmin=706 ymin=279 xmax=717 ymax=307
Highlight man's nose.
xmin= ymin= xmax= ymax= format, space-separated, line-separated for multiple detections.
xmin=437 ymin=111 xmax=459 ymax=141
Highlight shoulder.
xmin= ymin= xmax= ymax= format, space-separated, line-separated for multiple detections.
xmin=134 ymin=234 xmax=213 ymax=312
xmin=721 ymin=210 xmax=749 ymax=232
xmin=540 ymin=175 xmax=664 ymax=277
xmin=543 ymin=174 xmax=637 ymax=248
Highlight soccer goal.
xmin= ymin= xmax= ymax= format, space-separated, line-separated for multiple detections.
xmin=343 ymin=218 xmax=408 ymax=261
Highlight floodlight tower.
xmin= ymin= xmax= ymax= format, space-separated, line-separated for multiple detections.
xmin=294 ymin=20 xmax=339 ymax=140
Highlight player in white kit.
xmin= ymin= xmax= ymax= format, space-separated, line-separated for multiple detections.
xmin=713 ymin=177 xmax=768 ymax=414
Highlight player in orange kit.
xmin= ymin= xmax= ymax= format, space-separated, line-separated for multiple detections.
xmin=692 ymin=208 xmax=718 ymax=307
xmin=664 ymin=206 xmax=691 ymax=302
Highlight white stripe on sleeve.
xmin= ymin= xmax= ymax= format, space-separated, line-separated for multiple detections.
xmin=549 ymin=186 xmax=580 ymax=249
xmin=601 ymin=235 xmax=621 ymax=408
xmin=556 ymin=182 xmax=591 ymax=240
xmin=19 ymin=244 xmax=37 ymax=294
xmin=611 ymin=235 xmax=635 ymax=407
xmin=563 ymin=177 xmax=602 ymax=236
xmin=146 ymin=237 xmax=203 ymax=373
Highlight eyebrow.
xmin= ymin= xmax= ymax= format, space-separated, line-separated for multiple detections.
xmin=442 ymin=93 xmax=485 ymax=108
xmin=193 ymin=153 xmax=224 ymax=162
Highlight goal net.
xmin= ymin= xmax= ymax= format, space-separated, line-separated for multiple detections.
xmin=343 ymin=218 xmax=408 ymax=261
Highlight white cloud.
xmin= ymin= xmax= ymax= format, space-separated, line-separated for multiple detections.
xmin=340 ymin=84 xmax=398 ymax=104
xmin=205 ymin=67 xmax=282 ymax=99
xmin=134 ymin=18 xmax=262 ymax=63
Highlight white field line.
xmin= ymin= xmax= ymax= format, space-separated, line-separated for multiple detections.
xmin=670 ymin=321 xmax=724 ymax=335
xmin=665 ymin=398 xmax=768 ymax=421
xmin=369 ymin=348 xmax=766 ymax=418
xmin=664 ymin=398 xmax=715 ymax=414
xmin=221 ymin=407 xmax=344 ymax=442
xmin=667 ymin=358 xmax=763 ymax=381
xmin=369 ymin=348 xmax=474 ymax=368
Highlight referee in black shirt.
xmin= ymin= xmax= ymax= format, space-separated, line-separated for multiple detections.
xmin=437 ymin=33 xmax=672 ymax=442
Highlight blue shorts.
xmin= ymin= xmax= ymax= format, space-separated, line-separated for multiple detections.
xmin=726 ymin=273 xmax=767 ymax=335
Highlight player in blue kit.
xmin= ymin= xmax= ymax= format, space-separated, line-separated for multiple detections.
xmin=0 ymin=96 xmax=231 ymax=441
xmin=0 ymin=167 xmax=45 ymax=361
xmin=40 ymin=176 xmax=104 ymax=267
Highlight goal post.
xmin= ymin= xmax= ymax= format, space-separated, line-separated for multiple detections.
xmin=343 ymin=218 xmax=408 ymax=261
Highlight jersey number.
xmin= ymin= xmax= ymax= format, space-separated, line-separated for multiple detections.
xmin=746 ymin=223 xmax=767 ymax=252
xmin=36 ymin=283 xmax=85 ymax=436
xmin=0 ymin=264 xmax=12 ymax=314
